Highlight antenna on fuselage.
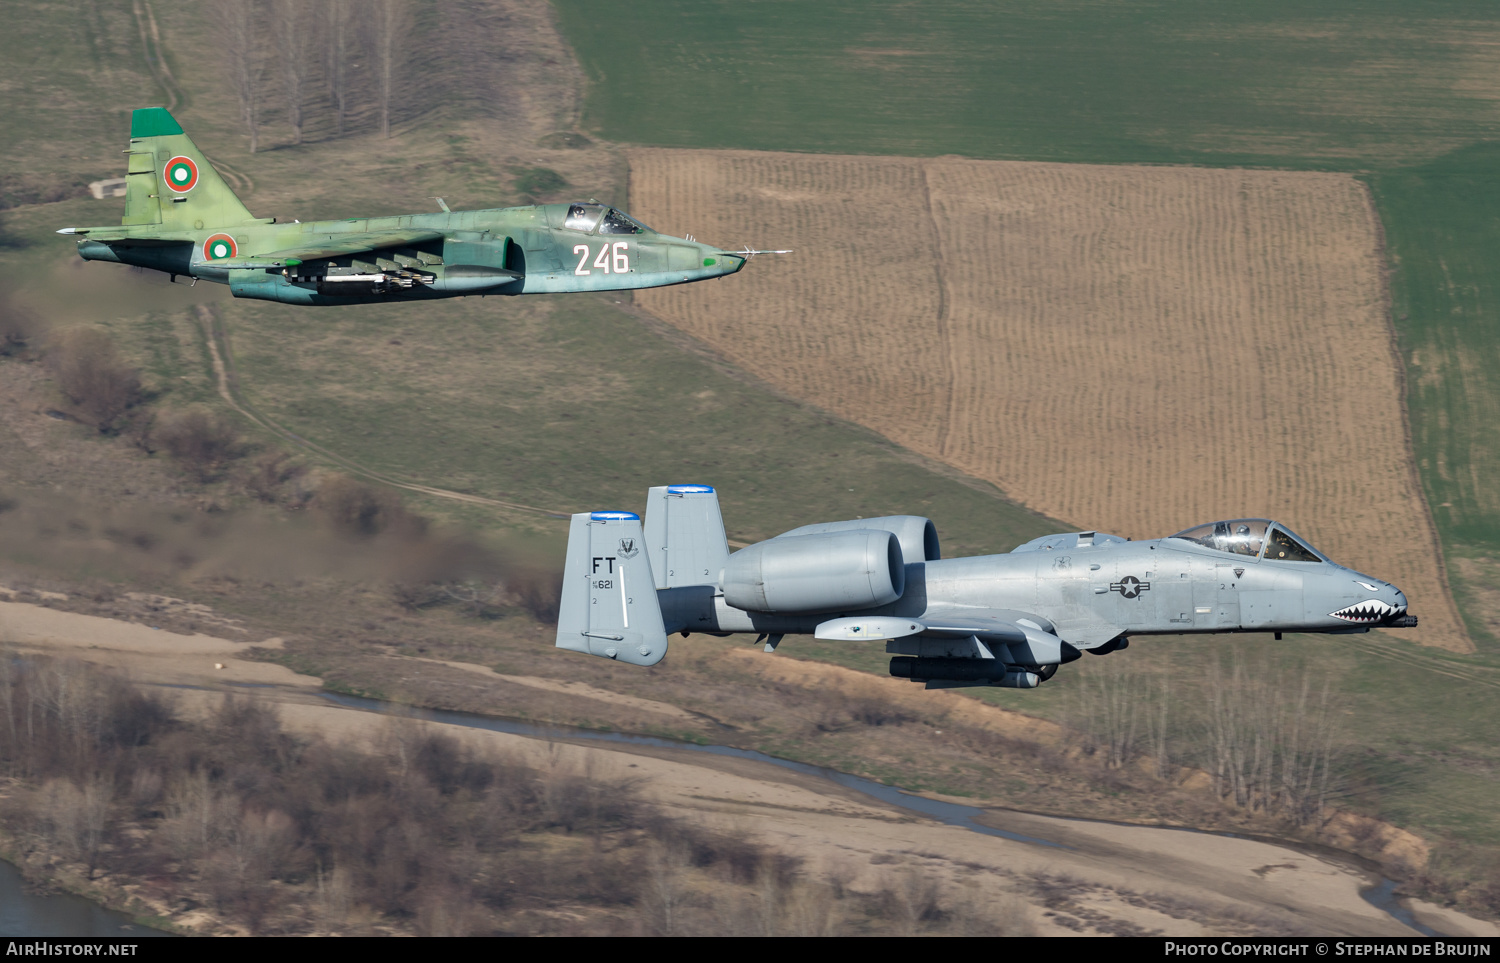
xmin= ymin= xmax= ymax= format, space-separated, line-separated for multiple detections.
xmin=432 ymin=197 xmax=450 ymax=213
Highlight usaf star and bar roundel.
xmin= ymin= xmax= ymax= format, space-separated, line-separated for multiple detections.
xmin=202 ymin=234 xmax=237 ymax=261
xmin=164 ymin=155 xmax=199 ymax=193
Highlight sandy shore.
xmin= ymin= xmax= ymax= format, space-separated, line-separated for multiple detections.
xmin=4 ymin=598 xmax=1495 ymax=937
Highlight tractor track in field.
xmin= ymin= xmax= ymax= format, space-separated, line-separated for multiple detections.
xmin=1334 ymin=633 xmax=1500 ymax=691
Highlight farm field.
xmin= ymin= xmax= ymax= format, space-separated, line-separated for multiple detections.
xmin=630 ymin=148 xmax=1466 ymax=652
xmin=555 ymin=0 xmax=1500 ymax=169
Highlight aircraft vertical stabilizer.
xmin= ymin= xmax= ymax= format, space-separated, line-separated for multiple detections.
xmin=556 ymin=511 xmax=668 ymax=666
xmin=123 ymin=107 xmax=255 ymax=230
xmin=643 ymin=485 xmax=730 ymax=590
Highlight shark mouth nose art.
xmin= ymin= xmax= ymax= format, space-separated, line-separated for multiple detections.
xmin=1330 ymin=599 xmax=1405 ymax=623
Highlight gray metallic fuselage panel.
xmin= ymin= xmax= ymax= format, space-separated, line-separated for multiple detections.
xmin=665 ymin=537 xmax=1407 ymax=648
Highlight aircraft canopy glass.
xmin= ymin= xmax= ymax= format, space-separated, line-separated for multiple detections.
xmin=564 ymin=204 xmax=650 ymax=235
xmin=598 ymin=208 xmax=646 ymax=235
xmin=563 ymin=203 xmax=606 ymax=232
xmin=1169 ymin=519 xmax=1269 ymax=556
xmin=1167 ymin=519 xmax=1325 ymax=562
xmin=1263 ymin=525 xmax=1323 ymax=562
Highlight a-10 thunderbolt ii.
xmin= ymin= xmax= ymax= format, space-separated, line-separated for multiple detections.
xmin=57 ymin=108 xmax=785 ymax=305
xmin=554 ymin=486 xmax=1417 ymax=688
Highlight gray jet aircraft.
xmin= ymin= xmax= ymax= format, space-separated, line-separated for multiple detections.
xmin=555 ymin=486 xmax=1416 ymax=688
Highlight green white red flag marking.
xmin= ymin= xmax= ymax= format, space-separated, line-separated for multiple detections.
xmin=164 ymin=156 xmax=199 ymax=193
xmin=202 ymin=234 xmax=236 ymax=260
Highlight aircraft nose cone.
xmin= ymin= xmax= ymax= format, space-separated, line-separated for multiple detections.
xmin=708 ymin=249 xmax=745 ymax=274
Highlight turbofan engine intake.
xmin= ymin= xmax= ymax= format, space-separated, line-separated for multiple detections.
xmin=722 ymin=530 xmax=905 ymax=614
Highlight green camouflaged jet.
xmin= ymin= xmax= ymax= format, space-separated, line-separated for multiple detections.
xmin=59 ymin=108 xmax=787 ymax=305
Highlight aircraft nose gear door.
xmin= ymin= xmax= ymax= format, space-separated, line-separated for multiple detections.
xmin=1214 ymin=562 xmax=1241 ymax=628
xmin=1192 ymin=558 xmax=1240 ymax=629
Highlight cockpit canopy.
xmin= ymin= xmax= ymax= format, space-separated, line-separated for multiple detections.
xmin=1168 ymin=519 xmax=1324 ymax=562
xmin=562 ymin=203 xmax=650 ymax=235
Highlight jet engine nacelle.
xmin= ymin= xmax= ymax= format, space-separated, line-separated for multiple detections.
xmin=777 ymin=514 xmax=939 ymax=563
xmin=722 ymin=530 xmax=905 ymax=614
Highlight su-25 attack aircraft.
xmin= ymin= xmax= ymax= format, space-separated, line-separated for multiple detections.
xmin=58 ymin=108 xmax=786 ymax=306
xmin=556 ymin=486 xmax=1418 ymax=688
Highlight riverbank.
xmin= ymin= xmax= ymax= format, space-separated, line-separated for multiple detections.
xmin=2 ymin=597 xmax=1496 ymax=937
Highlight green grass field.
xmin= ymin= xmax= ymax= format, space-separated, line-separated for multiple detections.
xmin=555 ymin=0 xmax=1500 ymax=169
xmin=215 ymin=287 xmax=1056 ymax=555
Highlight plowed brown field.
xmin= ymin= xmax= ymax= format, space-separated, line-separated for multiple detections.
xmin=628 ymin=148 xmax=1467 ymax=652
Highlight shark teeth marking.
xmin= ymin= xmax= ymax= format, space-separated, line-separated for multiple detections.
xmin=1330 ymin=599 xmax=1403 ymax=623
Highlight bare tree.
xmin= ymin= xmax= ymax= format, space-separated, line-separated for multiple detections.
xmin=1151 ymin=672 xmax=1171 ymax=778
xmin=1202 ymin=651 xmax=1342 ymax=822
xmin=41 ymin=776 xmax=112 ymax=878
xmin=369 ymin=0 xmax=408 ymax=138
xmin=642 ymin=839 xmax=688 ymax=936
xmin=272 ymin=0 xmax=315 ymax=145
xmin=217 ymin=0 xmax=268 ymax=153
xmin=323 ymin=0 xmax=351 ymax=136
xmin=1068 ymin=659 xmax=1147 ymax=769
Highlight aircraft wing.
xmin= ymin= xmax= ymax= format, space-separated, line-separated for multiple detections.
xmin=916 ymin=614 xmax=1059 ymax=642
xmin=212 ymin=229 xmax=445 ymax=268
xmin=812 ymin=613 xmax=1057 ymax=643
xmin=815 ymin=612 xmax=1077 ymax=666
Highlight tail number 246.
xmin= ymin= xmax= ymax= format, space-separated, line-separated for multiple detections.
xmin=574 ymin=242 xmax=629 ymax=275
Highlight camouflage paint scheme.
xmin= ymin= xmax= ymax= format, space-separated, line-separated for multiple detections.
xmin=556 ymin=486 xmax=1417 ymax=688
xmin=59 ymin=108 xmax=777 ymax=305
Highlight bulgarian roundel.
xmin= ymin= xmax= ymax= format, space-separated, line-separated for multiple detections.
xmin=202 ymin=234 xmax=237 ymax=261
xmin=163 ymin=155 xmax=199 ymax=193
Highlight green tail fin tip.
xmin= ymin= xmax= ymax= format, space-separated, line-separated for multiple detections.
xmin=130 ymin=107 xmax=183 ymax=138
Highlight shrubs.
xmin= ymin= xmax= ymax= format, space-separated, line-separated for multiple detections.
xmin=314 ymin=473 xmax=424 ymax=538
xmin=154 ymin=408 xmax=250 ymax=482
xmin=0 ymin=654 xmax=1050 ymax=935
xmin=0 ymin=284 xmax=41 ymax=359
xmin=46 ymin=328 xmax=143 ymax=432
xmin=240 ymin=450 xmax=310 ymax=506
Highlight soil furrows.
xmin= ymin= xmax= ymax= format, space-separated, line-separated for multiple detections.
xmin=629 ymin=150 xmax=950 ymax=445
xmin=628 ymin=149 xmax=1465 ymax=651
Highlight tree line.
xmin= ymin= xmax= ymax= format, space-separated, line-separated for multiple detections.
xmin=215 ymin=0 xmax=413 ymax=152
xmin=1066 ymin=649 xmax=1340 ymax=825
xmin=0 ymin=654 xmax=1028 ymax=935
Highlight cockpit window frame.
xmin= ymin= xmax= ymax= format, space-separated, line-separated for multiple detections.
xmin=1263 ymin=524 xmax=1327 ymax=563
xmin=563 ymin=203 xmax=607 ymax=233
xmin=1166 ymin=519 xmax=1272 ymax=559
xmin=598 ymin=208 xmax=648 ymax=235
